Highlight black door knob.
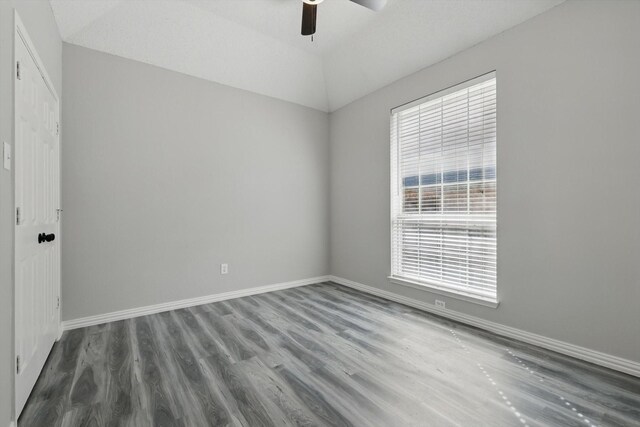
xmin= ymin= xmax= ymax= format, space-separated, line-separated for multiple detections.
xmin=38 ymin=233 xmax=55 ymax=243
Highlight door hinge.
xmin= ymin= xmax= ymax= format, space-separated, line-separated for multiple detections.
xmin=56 ymin=122 xmax=59 ymax=136
xmin=16 ymin=61 xmax=21 ymax=80
xmin=56 ymin=208 xmax=62 ymax=222
xmin=57 ymin=297 xmax=60 ymax=309
xmin=16 ymin=206 xmax=21 ymax=225
xmin=16 ymin=355 xmax=20 ymax=374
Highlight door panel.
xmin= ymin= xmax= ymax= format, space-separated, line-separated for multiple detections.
xmin=14 ymin=25 xmax=60 ymax=417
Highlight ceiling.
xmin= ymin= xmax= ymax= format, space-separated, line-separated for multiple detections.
xmin=50 ymin=0 xmax=563 ymax=112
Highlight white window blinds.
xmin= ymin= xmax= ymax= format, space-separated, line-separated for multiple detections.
xmin=390 ymin=73 xmax=497 ymax=303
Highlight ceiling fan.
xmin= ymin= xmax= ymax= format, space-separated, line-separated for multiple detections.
xmin=301 ymin=0 xmax=387 ymax=37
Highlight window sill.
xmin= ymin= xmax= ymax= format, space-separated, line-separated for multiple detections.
xmin=388 ymin=275 xmax=499 ymax=308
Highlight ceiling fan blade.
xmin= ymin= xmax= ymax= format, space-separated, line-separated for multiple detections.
xmin=301 ymin=2 xmax=317 ymax=36
xmin=348 ymin=0 xmax=386 ymax=12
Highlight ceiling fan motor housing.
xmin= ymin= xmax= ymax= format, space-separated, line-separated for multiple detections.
xmin=300 ymin=0 xmax=385 ymax=37
xmin=301 ymin=2 xmax=318 ymax=36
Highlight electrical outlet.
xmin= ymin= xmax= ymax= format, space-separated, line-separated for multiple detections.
xmin=220 ymin=263 xmax=228 ymax=275
xmin=435 ymin=299 xmax=446 ymax=309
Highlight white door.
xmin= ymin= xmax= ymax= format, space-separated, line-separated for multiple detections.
xmin=14 ymin=18 xmax=61 ymax=417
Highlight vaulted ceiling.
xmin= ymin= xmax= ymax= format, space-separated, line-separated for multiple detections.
xmin=50 ymin=0 xmax=563 ymax=112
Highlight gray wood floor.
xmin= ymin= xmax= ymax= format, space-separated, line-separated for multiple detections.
xmin=20 ymin=282 xmax=640 ymax=427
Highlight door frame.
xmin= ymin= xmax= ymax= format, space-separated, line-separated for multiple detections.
xmin=13 ymin=9 xmax=62 ymax=422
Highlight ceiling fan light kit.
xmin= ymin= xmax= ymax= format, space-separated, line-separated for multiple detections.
xmin=301 ymin=0 xmax=386 ymax=38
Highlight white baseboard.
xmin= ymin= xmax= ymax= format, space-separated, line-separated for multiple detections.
xmin=329 ymin=275 xmax=640 ymax=378
xmin=62 ymin=276 xmax=330 ymax=331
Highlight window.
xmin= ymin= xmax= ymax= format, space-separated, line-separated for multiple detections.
xmin=390 ymin=73 xmax=497 ymax=306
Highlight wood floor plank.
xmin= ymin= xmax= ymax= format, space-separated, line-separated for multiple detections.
xmin=236 ymin=357 xmax=323 ymax=426
xmin=101 ymin=320 xmax=134 ymax=426
xmin=130 ymin=316 xmax=185 ymax=427
xmin=20 ymin=282 xmax=640 ymax=427
xmin=152 ymin=311 xmax=232 ymax=426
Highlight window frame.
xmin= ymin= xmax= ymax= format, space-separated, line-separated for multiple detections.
xmin=388 ymin=72 xmax=499 ymax=308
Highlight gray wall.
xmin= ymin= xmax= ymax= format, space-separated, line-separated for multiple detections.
xmin=61 ymin=44 xmax=330 ymax=321
xmin=330 ymin=0 xmax=640 ymax=363
xmin=0 ymin=1 xmax=62 ymax=424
